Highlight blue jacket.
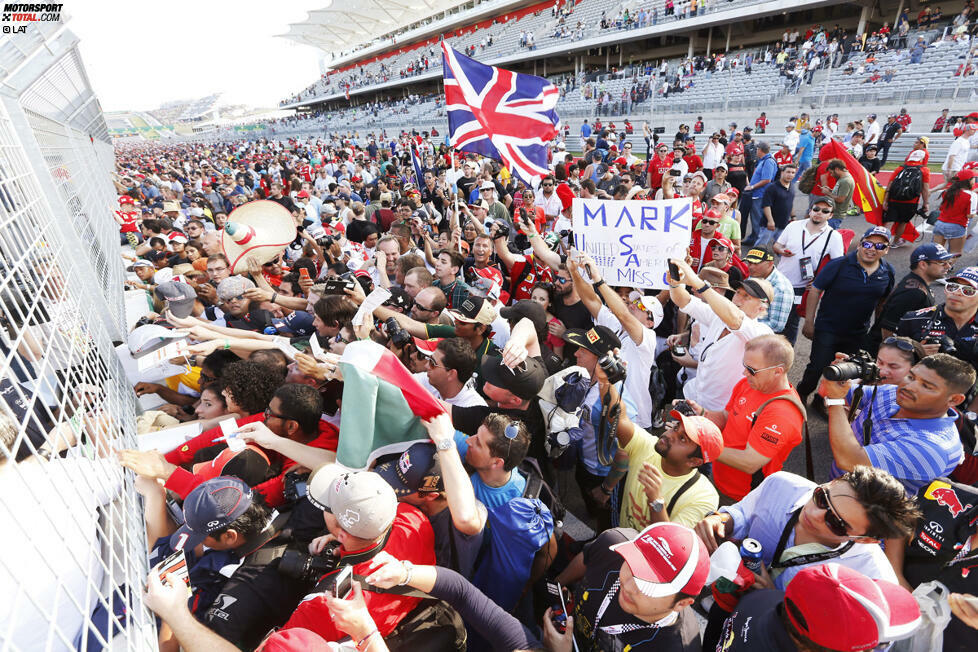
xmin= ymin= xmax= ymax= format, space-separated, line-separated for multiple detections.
xmin=749 ymin=154 xmax=778 ymax=198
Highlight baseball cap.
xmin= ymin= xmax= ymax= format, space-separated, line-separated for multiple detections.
xmin=917 ymin=136 xmax=929 ymax=147
xmin=467 ymin=199 xmax=490 ymax=211
xmin=127 ymin=323 xmax=185 ymax=357
xmin=384 ymin=287 xmax=413 ymax=311
xmin=479 ymin=181 xmax=495 ymax=191
xmin=170 ymin=234 xmax=189 ymax=245
xmin=702 ymin=208 xmax=723 ymax=222
xmin=949 ymin=266 xmax=978 ymax=288
xmin=126 ymin=259 xmax=154 ymax=272
xmin=163 ymin=201 xmax=181 ymax=213
xmin=375 ymin=442 xmax=444 ymax=497
xmin=297 ymin=190 xmax=310 ymax=199
xmin=744 ymin=244 xmax=776 ymax=264
xmin=169 ymin=476 xmax=254 ymax=550
xmin=118 ymin=195 xmax=134 ymax=205
xmin=740 ymin=277 xmax=775 ymax=303
xmin=811 ymin=195 xmax=835 ymax=209
xmin=449 ymin=295 xmax=498 ymax=325
xmin=863 ymin=226 xmax=891 ymax=241
xmin=155 ymin=281 xmax=197 ymax=318
xmin=500 ymin=298 xmax=548 ymax=334
xmin=270 ymin=310 xmax=316 ymax=337
xmin=957 ymin=169 xmax=978 ymax=182
xmin=668 ymin=410 xmax=724 ymax=463
xmin=784 ymin=563 xmax=921 ymax=650
xmin=412 ymin=337 xmax=442 ymax=357
xmin=190 ymin=445 xmax=272 ymax=486
xmin=911 ymin=243 xmax=955 ymax=266
xmin=217 ymin=275 xmax=256 ymax=301
xmin=609 ymin=523 xmax=710 ymax=598
xmin=307 ymin=470 xmax=397 ymax=540
xmin=480 ymin=355 xmax=547 ymax=400
xmin=905 ymin=150 xmax=927 ymax=164
xmin=709 ymin=234 xmax=735 ymax=252
xmin=563 ymin=325 xmax=622 ymax=357
xmin=145 ymin=250 xmax=167 ymax=263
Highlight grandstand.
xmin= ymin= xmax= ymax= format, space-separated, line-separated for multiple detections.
xmin=275 ymin=0 xmax=978 ymax=140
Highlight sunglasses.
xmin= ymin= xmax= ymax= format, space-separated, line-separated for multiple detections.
xmin=263 ymin=407 xmax=291 ymax=421
xmin=860 ymin=241 xmax=889 ymax=251
xmin=414 ymin=302 xmax=437 ymax=312
xmin=743 ymin=362 xmax=782 ymax=376
xmin=946 ymin=282 xmax=978 ymax=297
xmin=710 ymin=243 xmax=731 ymax=251
xmin=426 ymin=356 xmax=443 ymax=368
xmin=813 ymin=485 xmax=853 ymax=537
xmin=700 ymin=219 xmax=718 ymax=226
xmin=882 ymin=336 xmax=921 ymax=362
xmin=225 ymin=293 xmax=246 ymax=302
xmin=555 ymin=276 xmax=570 ymax=284
xmin=811 ymin=207 xmax=833 ymax=214
xmin=542 ymin=183 xmax=554 ymax=187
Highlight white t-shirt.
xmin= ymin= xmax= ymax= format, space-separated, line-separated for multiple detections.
xmin=679 ymin=297 xmax=773 ymax=411
xmin=866 ymin=120 xmax=882 ymax=144
xmin=596 ymin=305 xmax=656 ymax=428
xmin=775 ymin=221 xmax=845 ymax=288
xmin=702 ymin=142 xmax=725 ymax=169
xmin=0 ymin=457 xmax=123 ymax=651
xmin=783 ymin=130 xmax=800 ymax=151
xmin=944 ymin=136 xmax=972 ymax=174
xmin=413 ymin=372 xmax=487 ymax=407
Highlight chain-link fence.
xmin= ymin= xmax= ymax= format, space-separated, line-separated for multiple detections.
xmin=0 ymin=20 xmax=154 ymax=652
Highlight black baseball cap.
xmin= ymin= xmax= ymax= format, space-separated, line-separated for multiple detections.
xmin=563 ymin=325 xmax=622 ymax=357
xmin=169 ymin=476 xmax=254 ymax=550
xmin=375 ymin=442 xmax=444 ymax=497
xmin=744 ymin=244 xmax=776 ymax=264
xmin=480 ymin=356 xmax=547 ymax=400
xmin=500 ymin=299 xmax=548 ymax=334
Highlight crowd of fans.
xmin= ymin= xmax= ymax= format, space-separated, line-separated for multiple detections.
xmin=22 ymin=100 xmax=976 ymax=650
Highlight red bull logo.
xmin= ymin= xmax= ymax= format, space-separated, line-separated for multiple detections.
xmin=925 ymin=483 xmax=972 ymax=518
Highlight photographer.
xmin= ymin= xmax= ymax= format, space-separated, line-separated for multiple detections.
xmin=373 ymin=294 xmax=500 ymax=363
xmin=871 ymin=243 xmax=954 ymax=346
xmin=281 ymin=468 xmax=437 ymax=644
xmin=819 ymin=352 xmax=972 ymax=494
xmin=897 ymin=267 xmax=978 ymax=369
xmin=667 ymin=258 xmax=774 ymax=412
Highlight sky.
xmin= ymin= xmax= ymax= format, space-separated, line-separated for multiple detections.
xmin=67 ymin=0 xmax=329 ymax=112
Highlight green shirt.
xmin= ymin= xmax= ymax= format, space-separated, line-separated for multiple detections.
xmin=833 ymin=175 xmax=855 ymax=221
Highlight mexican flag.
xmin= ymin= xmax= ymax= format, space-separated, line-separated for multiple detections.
xmin=336 ymin=340 xmax=446 ymax=470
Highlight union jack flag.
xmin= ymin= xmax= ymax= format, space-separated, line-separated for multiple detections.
xmin=441 ymin=43 xmax=560 ymax=186
xmin=410 ymin=145 xmax=425 ymax=187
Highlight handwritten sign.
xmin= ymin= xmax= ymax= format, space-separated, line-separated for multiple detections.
xmin=571 ymin=198 xmax=693 ymax=289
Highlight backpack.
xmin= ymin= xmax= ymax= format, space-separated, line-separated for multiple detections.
xmin=889 ymin=165 xmax=923 ymax=201
xmin=797 ymin=164 xmax=819 ymax=194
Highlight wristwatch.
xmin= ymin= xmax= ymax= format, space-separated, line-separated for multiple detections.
xmin=694 ymin=282 xmax=712 ymax=295
xmin=436 ymin=438 xmax=455 ymax=452
xmin=824 ymin=398 xmax=846 ymax=407
xmin=651 ymin=498 xmax=665 ymax=512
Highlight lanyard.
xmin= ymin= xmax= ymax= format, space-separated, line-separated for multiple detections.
xmin=593 ymin=578 xmax=666 ymax=638
xmin=770 ymin=508 xmax=855 ymax=569
xmin=800 ymin=227 xmax=828 ymax=255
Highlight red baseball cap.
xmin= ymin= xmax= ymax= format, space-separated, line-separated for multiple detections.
xmin=667 ymin=411 xmax=723 ymax=462
xmin=297 ymin=190 xmax=310 ymax=199
xmin=957 ymin=169 xmax=978 ymax=182
xmin=472 ymin=265 xmax=504 ymax=287
xmin=702 ymin=208 xmax=723 ymax=221
xmin=412 ymin=337 xmax=442 ymax=357
xmin=785 ymin=563 xmax=921 ymax=650
xmin=709 ymin=234 xmax=735 ymax=252
xmin=118 ymin=195 xmax=134 ymax=205
xmin=609 ymin=523 xmax=710 ymax=598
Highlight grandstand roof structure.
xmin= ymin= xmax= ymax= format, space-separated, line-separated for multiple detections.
xmin=280 ymin=0 xmax=468 ymax=53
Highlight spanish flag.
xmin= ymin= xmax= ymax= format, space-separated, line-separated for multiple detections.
xmin=817 ymin=139 xmax=918 ymax=241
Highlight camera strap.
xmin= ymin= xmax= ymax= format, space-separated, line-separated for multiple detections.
xmin=749 ymin=394 xmax=813 ymax=482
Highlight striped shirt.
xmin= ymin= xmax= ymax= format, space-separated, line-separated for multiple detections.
xmin=832 ymin=384 xmax=963 ymax=494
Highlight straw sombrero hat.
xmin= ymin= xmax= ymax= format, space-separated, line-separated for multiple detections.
xmin=220 ymin=200 xmax=297 ymax=273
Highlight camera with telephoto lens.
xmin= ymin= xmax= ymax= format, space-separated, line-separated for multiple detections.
xmin=822 ymin=350 xmax=880 ymax=384
xmin=278 ymin=541 xmax=341 ymax=582
xmin=493 ymin=221 xmax=511 ymax=239
xmin=923 ymin=335 xmax=957 ymax=355
xmin=598 ymin=352 xmax=627 ymax=384
xmin=316 ymin=235 xmax=336 ymax=249
xmin=384 ymin=317 xmax=412 ymax=348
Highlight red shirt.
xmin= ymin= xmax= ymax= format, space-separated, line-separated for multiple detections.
xmin=508 ymin=254 xmax=553 ymax=301
xmin=684 ymin=154 xmax=703 ymax=173
xmin=755 ymin=117 xmax=770 ymax=130
xmin=116 ymin=210 xmax=139 ymax=233
xmin=164 ymin=415 xmax=339 ymax=507
xmin=896 ymin=113 xmax=912 ymax=128
xmin=940 ymin=189 xmax=976 ymax=227
xmin=713 ymin=379 xmax=804 ymax=501
xmin=646 ymin=153 xmax=674 ymax=190
xmin=773 ymin=150 xmax=793 ymax=167
xmin=694 ymin=120 xmax=704 ymax=133
xmin=283 ymin=503 xmax=436 ymax=641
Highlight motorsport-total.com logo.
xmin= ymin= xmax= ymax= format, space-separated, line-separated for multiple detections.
xmin=2 ymin=3 xmax=63 ymax=34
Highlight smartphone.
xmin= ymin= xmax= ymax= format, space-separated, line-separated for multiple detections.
xmin=668 ymin=261 xmax=680 ymax=283
xmin=671 ymin=345 xmax=688 ymax=357
xmin=332 ymin=565 xmax=353 ymax=600
xmin=322 ymin=278 xmax=355 ymax=295
xmin=546 ymin=581 xmax=568 ymax=634
xmin=299 ymin=268 xmax=311 ymax=280
xmin=673 ymin=399 xmax=696 ymax=416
